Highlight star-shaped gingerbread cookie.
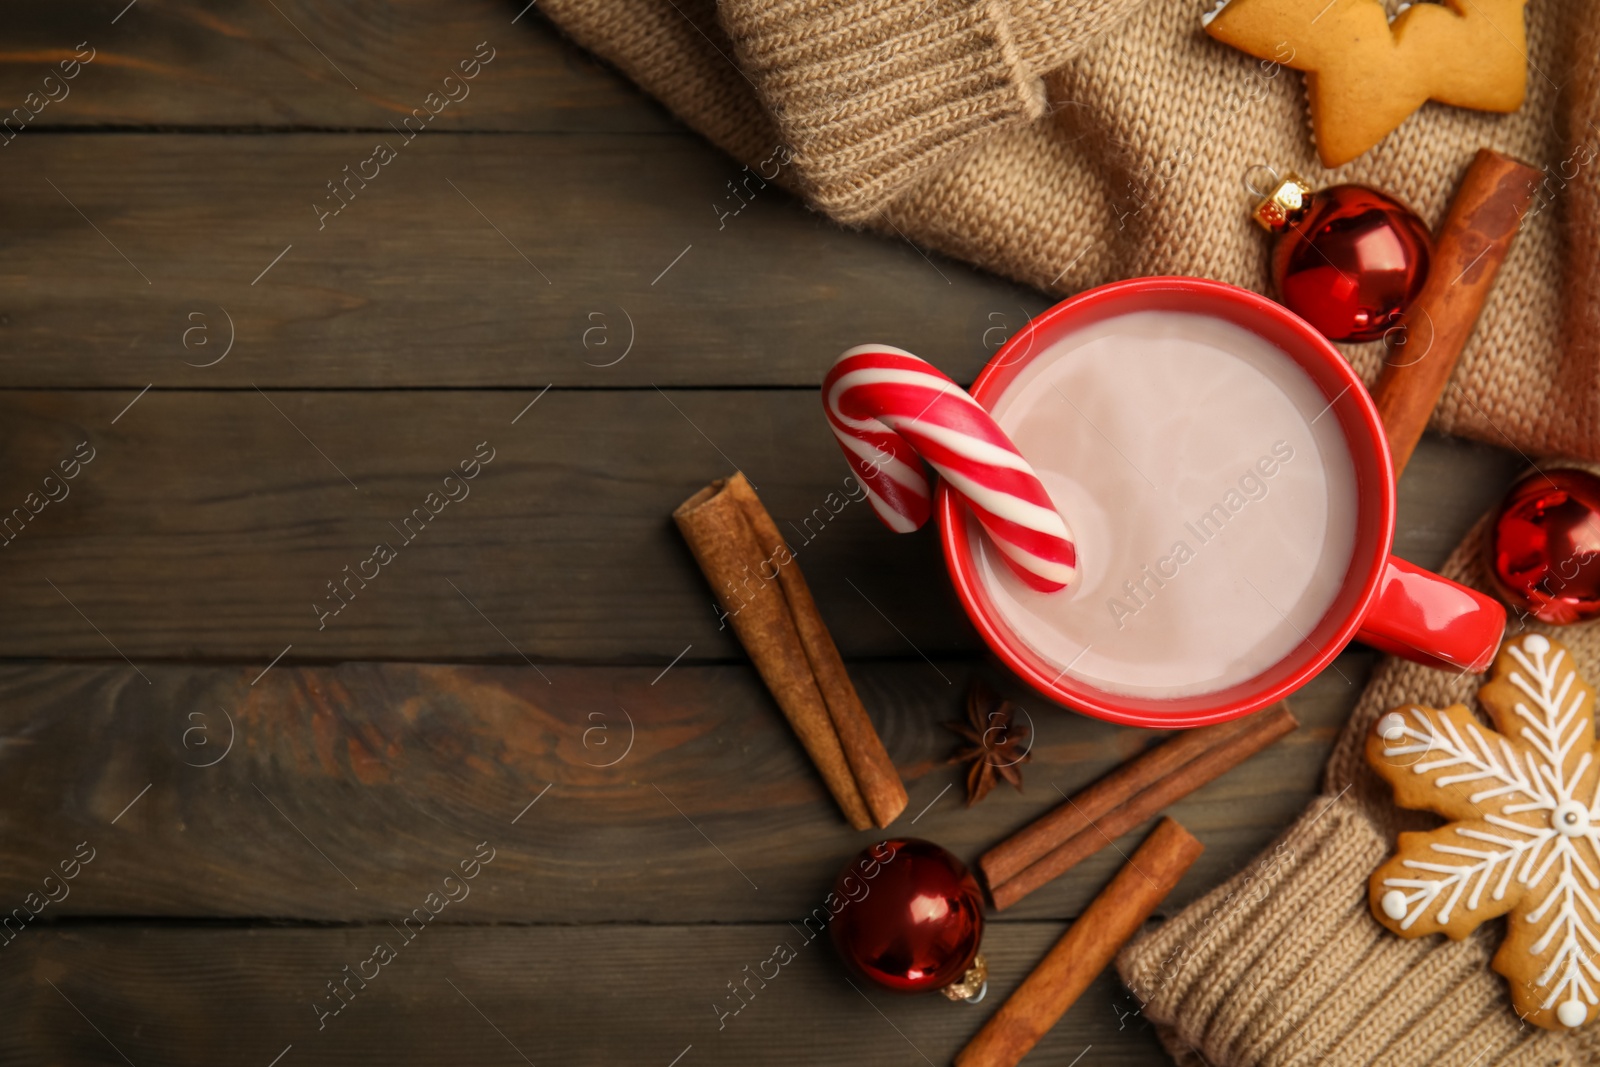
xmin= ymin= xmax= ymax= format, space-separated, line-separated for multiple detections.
xmin=1205 ymin=0 xmax=1530 ymax=167
xmin=1368 ymin=634 xmax=1600 ymax=1030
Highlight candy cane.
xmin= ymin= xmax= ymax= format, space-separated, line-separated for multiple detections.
xmin=823 ymin=345 xmax=1078 ymax=593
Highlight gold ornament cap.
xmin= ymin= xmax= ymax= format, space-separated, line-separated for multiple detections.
xmin=1252 ymin=173 xmax=1314 ymax=232
xmin=941 ymin=953 xmax=988 ymax=1003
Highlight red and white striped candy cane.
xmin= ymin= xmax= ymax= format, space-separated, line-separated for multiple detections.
xmin=823 ymin=345 xmax=1078 ymax=593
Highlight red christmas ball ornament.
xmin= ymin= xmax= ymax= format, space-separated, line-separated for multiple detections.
xmin=1488 ymin=469 xmax=1600 ymax=625
xmin=1253 ymin=173 xmax=1433 ymax=343
xmin=828 ymin=838 xmax=987 ymax=1001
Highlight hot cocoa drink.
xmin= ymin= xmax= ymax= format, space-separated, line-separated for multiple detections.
xmin=972 ymin=309 xmax=1359 ymax=698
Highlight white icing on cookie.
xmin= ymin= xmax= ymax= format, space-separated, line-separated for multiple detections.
xmin=1554 ymin=800 xmax=1590 ymax=838
xmin=1374 ymin=637 xmax=1600 ymax=1028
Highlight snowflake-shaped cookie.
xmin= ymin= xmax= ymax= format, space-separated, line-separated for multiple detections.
xmin=1368 ymin=633 xmax=1600 ymax=1031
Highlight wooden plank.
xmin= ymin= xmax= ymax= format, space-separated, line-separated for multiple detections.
xmin=0 ymin=0 xmax=668 ymax=132
xmin=0 ymin=391 xmax=1520 ymax=663
xmin=0 ymin=388 xmax=969 ymax=661
xmin=0 ymin=656 xmax=1355 ymax=924
xmin=1391 ymin=430 xmax=1525 ymax=571
xmin=0 ymin=133 xmax=1047 ymax=388
xmin=2 ymin=923 xmax=1168 ymax=1065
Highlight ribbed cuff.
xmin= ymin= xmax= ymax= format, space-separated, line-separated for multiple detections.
xmin=720 ymin=0 xmax=1047 ymax=223
xmin=1117 ymin=798 xmax=1578 ymax=1066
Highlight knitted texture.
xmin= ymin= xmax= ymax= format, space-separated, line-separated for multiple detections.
xmin=1117 ymin=470 xmax=1600 ymax=1065
xmin=1004 ymin=0 xmax=1150 ymax=70
xmin=1557 ymin=13 xmax=1600 ymax=458
xmin=1035 ymin=0 xmax=1585 ymax=455
xmin=721 ymin=0 xmax=1049 ymax=222
xmin=532 ymin=1 xmax=1600 ymax=1059
xmin=537 ymin=0 xmax=783 ymax=167
xmin=537 ymin=0 xmax=1600 ymax=464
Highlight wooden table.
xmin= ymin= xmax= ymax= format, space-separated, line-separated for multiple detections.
xmin=0 ymin=3 xmax=1525 ymax=1063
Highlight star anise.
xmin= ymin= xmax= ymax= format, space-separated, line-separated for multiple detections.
xmin=945 ymin=678 xmax=1031 ymax=807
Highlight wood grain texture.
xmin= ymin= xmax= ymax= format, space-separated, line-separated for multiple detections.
xmin=0 ymin=133 xmax=1046 ymax=389
xmin=1 ymin=924 xmax=1168 ymax=1065
xmin=1389 ymin=431 xmax=1525 ymax=567
xmin=0 ymin=0 xmax=669 ymax=132
xmin=0 ymin=6 xmax=1537 ymax=1064
xmin=0 ymin=389 xmax=971 ymax=661
xmin=0 ymin=391 xmax=1527 ymax=663
xmin=0 ymin=658 xmax=1358 ymax=924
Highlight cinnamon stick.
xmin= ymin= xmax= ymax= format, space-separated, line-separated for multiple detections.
xmin=1371 ymin=148 xmax=1541 ymax=476
xmin=674 ymin=473 xmax=907 ymax=830
xmin=984 ymin=703 xmax=1295 ymax=910
xmin=981 ymin=710 xmax=1259 ymax=888
xmin=956 ymin=818 xmax=1203 ymax=1067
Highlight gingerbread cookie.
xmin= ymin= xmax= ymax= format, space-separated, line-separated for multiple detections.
xmin=1368 ymin=634 xmax=1600 ymax=1030
xmin=1204 ymin=0 xmax=1530 ymax=167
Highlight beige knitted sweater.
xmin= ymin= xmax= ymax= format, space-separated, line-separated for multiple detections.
xmin=533 ymin=0 xmax=1600 ymax=1062
xmin=1115 ymin=506 xmax=1600 ymax=1067
xmin=540 ymin=0 xmax=1600 ymax=461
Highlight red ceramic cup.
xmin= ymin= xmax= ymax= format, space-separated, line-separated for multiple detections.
xmin=940 ymin=277 xmax=1505 ymax=729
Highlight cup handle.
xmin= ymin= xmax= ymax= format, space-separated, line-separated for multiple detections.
xmin=1354 ymin=555 xmax=1506 ymax=672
